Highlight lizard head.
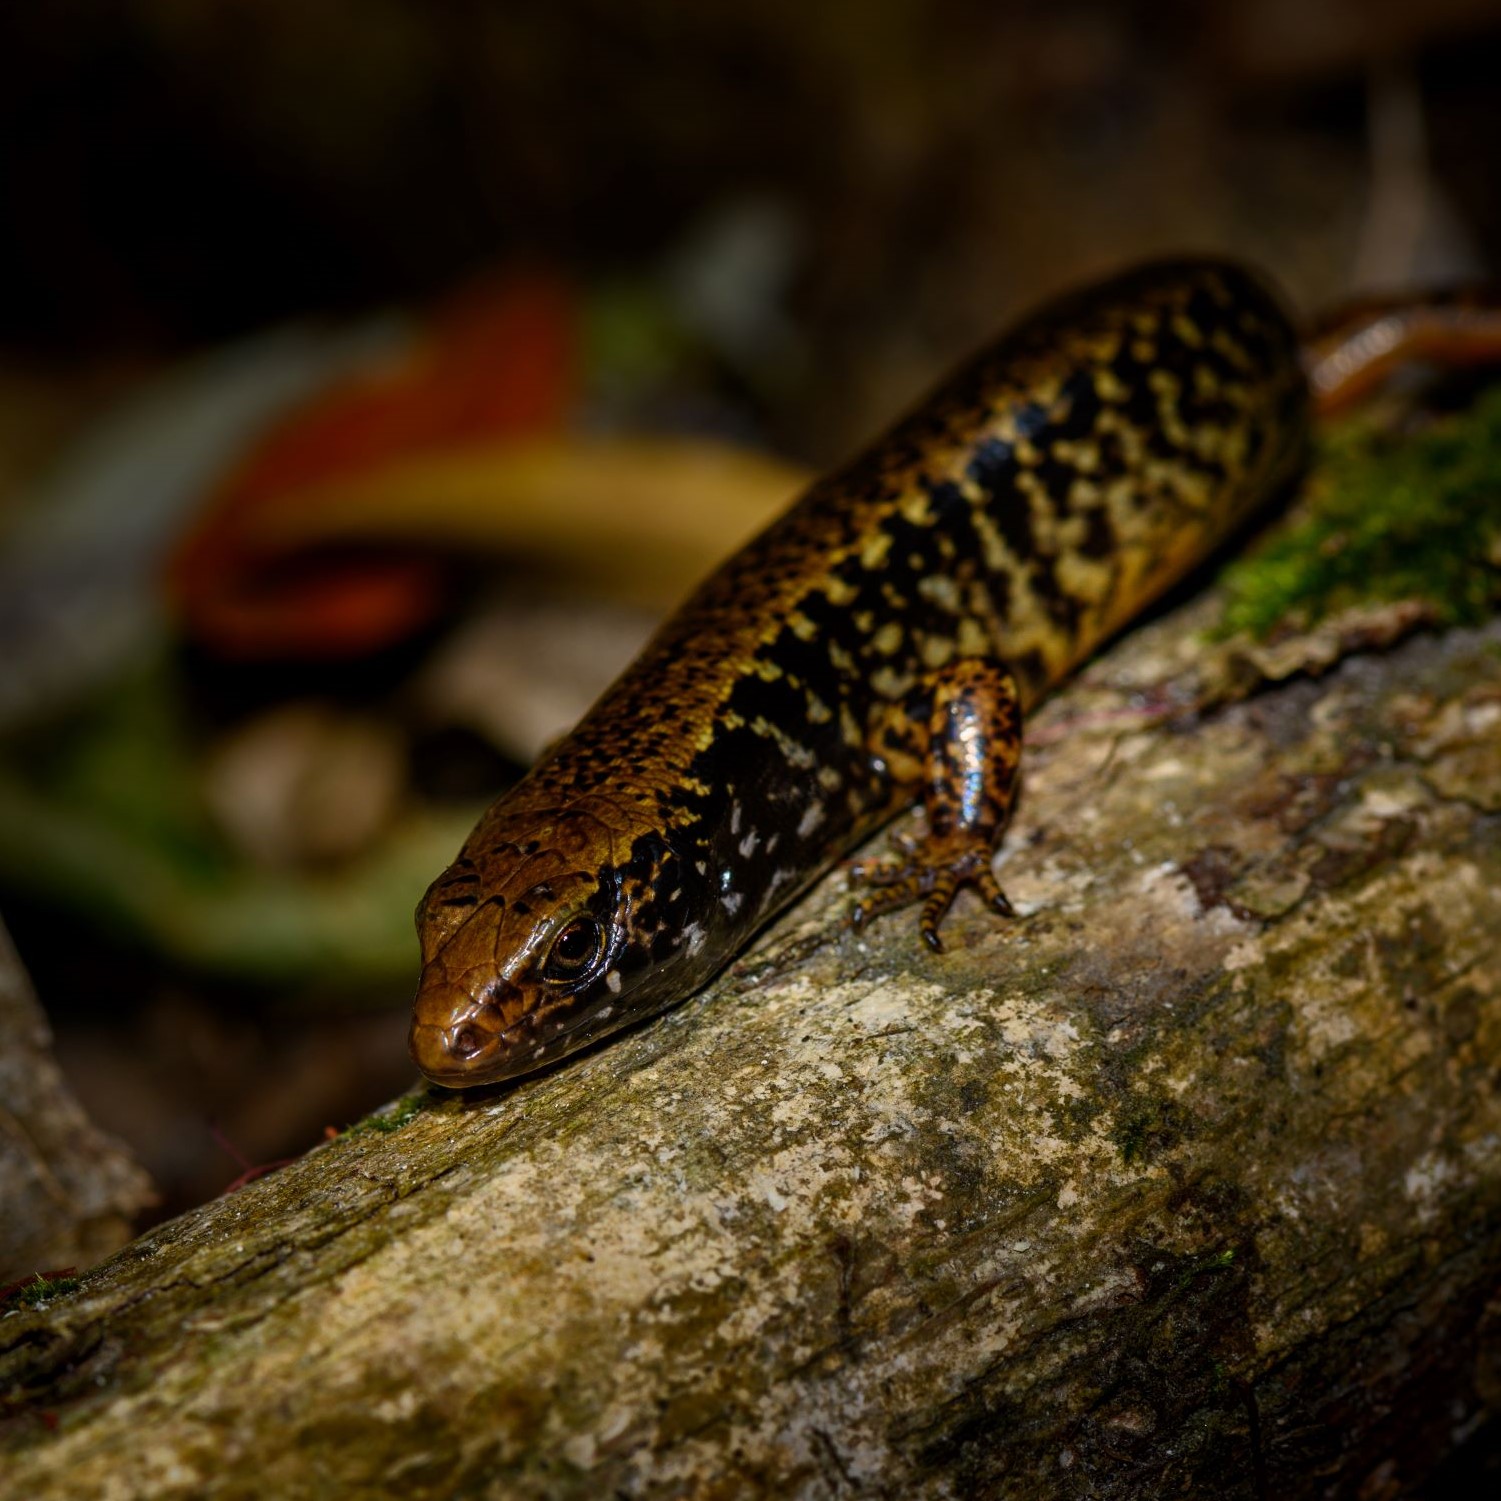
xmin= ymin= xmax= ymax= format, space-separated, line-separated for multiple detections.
xmin=408 ymin=793 xmax=710 ymax=1088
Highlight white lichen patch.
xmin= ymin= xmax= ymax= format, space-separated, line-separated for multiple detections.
xmin=1403 ymin=1152 xmax=1458 ymax=1226
xmin=1357 ymin=778 xmax=1428 ymax=820
xmin=1221 ymin=937 xmax=1265 ymax=972
xmin=1136 ymin=859 xmax=1206 ymax=920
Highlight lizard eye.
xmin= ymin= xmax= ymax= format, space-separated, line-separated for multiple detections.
xmin=542 ymin=916 xmax=605 ymax=985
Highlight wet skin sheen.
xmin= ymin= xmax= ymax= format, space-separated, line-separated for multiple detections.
xmin=412 ymin=256 xmax=1465 ymax=1089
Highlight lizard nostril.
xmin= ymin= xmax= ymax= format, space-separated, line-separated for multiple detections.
xmin=449 ymin=1024 xmax=484 ymax=1059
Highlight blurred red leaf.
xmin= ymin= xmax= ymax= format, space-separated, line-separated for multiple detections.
xmin=168 ymin=270 xmax=576 ymax=659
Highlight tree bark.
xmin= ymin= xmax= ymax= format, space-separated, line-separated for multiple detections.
xmin=2 ymin=598 xmax=1499 ymax=1500
xmin=0 ymin=923 xmax=154 ymax=1284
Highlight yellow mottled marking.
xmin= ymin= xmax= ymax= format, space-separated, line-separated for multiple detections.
xmin=917 ymin=573 xmax=961 ymax=610
xmin=921 ymin=635 xmax=956 ymax=669
xmin=1095 ymin=367 xmax=1129 ymax=402
xmin=1172 ymin=312 xmax=1204 ymax=347
xmin=860 ymin=531 xmax=893 ymax=570
xmin=871 ymin=665 xmax=916 ymax=699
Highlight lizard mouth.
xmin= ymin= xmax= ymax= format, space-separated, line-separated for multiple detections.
xmin=408 ymin=991 xmax=601 ymax=1088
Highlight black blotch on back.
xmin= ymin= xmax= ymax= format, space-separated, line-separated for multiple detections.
xmin=1052 ymin=370 xmax=1103 ymax=441
xmin=966 ymin=437 xmax=1016 ymax=497
xmin=726 ymin=667 xmax=816 ymax=738
xmin=1078 ymin=506 xmax=1117 ymax=559
xmin=765 ymin=621 xmax=849 ymax=706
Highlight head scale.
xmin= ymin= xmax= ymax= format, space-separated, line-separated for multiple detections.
xmin=408 ymin=796 xmax=705 ymax=1087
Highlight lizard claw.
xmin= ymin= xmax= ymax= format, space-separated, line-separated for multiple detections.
xmin=848 ymin=837 xmax=1014 ymax=949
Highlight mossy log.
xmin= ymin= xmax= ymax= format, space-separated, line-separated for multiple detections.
xmin=3 ymin=597 xmax=1500 ymax=1500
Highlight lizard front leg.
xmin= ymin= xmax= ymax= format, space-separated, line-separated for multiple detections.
xmin=852 ymin=658 xmax=1022 ymax=951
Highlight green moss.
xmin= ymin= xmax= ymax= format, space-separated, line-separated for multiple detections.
xmin=3 ymin=1274 xmax=80 ymax=1308
xmin=1110 ymin=1097 xmax=1190 ymax=1165
xmin=1216 ymin=386 xmax=1501 ymax=641
xmin=1114 ymin=1111 xmax=1150 ymax=1166
xmin=1175 ymin=1247 xmax=1236 ymax=1293
xmin=347 ymin=1093 xmax=428 ymax=1136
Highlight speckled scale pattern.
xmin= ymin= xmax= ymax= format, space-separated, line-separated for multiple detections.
xmin=410 ymin=258 xmax=1308 ymax=1086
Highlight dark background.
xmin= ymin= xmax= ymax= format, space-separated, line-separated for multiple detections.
xmin=3 ymin=0 xmax=1500 ymax=462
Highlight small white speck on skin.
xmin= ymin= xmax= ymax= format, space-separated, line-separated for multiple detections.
xmin=777 ymin=735 xmax=816 ymax=769
xmin=730 ymin=801 xmax=743 ymax=835
xmin=739 ymin=830 xmax=760 ymax=858
xmin=722 ymin=890 xmax=744 ymax=917
xmin=695 ymin=860 xmax=707 ymax=875
xmin=797 ymin=801 xmax=825 ymax=837
xmin=606 ymin=970 xmax=622 ymax=994
xmin=765 ymin=833 xmax=780 ymax=854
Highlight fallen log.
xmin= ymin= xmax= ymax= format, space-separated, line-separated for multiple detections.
xmin=2 ymin=591 xmax=1500 ymax=1498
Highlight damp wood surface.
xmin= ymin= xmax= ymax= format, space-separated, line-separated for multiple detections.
xmin=3 ymin=595 xmax=1501 ymax=1499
